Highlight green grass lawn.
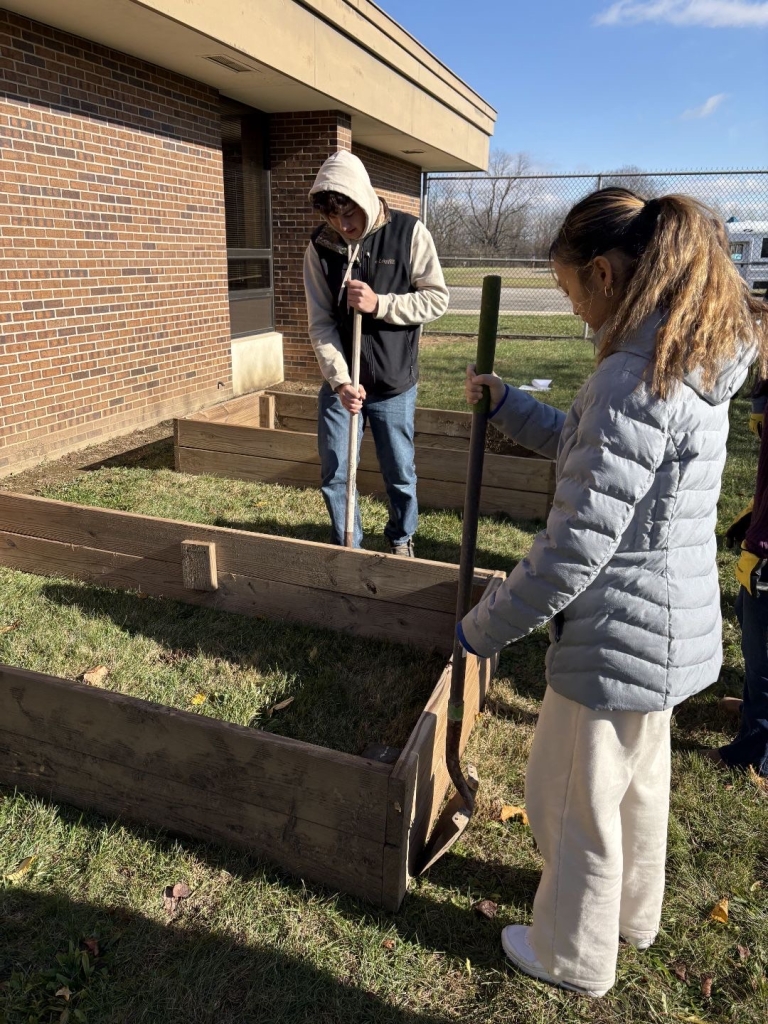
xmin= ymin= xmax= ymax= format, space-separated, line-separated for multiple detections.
xmin=442 ymin=267 xmax=555 ymax=288
xmin=1 ymin=340 xmax=767 ymax=1024
xmin=425 ymin=313 xmax=584 ymax=339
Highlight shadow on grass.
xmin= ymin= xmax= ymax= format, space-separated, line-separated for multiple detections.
xmin=83 ymin=437 xmax=175 ymax=472
xmin=0 ymin=885 xmax=458 ymax=1024
xmin=0 ymin=786 xmax=540 ymax=1024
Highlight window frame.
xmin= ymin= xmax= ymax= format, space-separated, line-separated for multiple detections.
xmin=221 ymin=100 xmax=274 ymax=338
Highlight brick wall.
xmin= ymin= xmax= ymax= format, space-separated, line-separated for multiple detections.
xmin=352 ymin=143 xmax=422 ymax=217
xmin=270 ymin=118 xmax=423 ymax=383
xmin=0 ymin=11 xmax=232 ymax=474
xmin=269 ymin=111 xmax=352 ymax=381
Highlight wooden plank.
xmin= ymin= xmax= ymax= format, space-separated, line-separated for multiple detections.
xmin=0 ymin=492 xmax=496 ymax=616
xmin=0 ymin=665 xmax=386 ymax=901
xmin=185 ymin=392 xmax=264 ymax=427
xmin=381 ymin=749 xmax=418 ymax=911
xmin=267 ymin=393 xmax=475 ymax=443
xmin=177 ymin=445 xmax=549 ymax=518
xmin=175 ymin=420 xmax=553 ymax=494
xmin=0 ymin=530 xmax=457 ymax=652
xmin=258 ymin=394 xmax=275 ymax=429
xmin=181 ymin=540 xmax=217 ymax=591
xmin=277 ymin=414 xmax=319 ymax=435
xmin=392 ymin=574 xmax=504 ymax=877
xmin=0 ymin=663 xmax=391 ymax=842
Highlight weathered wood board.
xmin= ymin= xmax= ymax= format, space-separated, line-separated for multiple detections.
xmin=174 ymin=392 xmax=556 ymax=520
xmin=0 ymin=492 xmax=505 ymax=909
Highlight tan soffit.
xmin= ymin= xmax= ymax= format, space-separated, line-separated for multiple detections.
xmin=2 ymin=0 xmax=496 ymax=170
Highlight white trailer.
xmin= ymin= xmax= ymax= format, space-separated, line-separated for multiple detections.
xmin=726 ymin=221 xmax=768 ymax=294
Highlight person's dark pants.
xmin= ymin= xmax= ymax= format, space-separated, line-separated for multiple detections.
xmin=719 ymin=584 xmax=768 ymax=776
xmin=317 ymin=381 xmax=418 ymax=549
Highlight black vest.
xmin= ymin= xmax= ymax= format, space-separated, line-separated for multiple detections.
xmin=311 ymin=211 xmax=419 ymax=396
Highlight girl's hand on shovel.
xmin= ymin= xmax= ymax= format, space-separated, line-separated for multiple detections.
xmin=465 ymin=364 xmax=505 ymax=408
xmin=336 ymin=382 xmax=366 ymax=414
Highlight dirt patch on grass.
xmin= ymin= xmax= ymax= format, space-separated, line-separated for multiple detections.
xmin=2 ymin=420 xmax=175 ymax=497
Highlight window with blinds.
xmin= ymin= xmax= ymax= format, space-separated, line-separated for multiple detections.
xmin=221 ymin=101 xmax=273 ymax=336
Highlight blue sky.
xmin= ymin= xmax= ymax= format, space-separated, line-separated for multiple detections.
xmin=377 ymin=0 xmax=768 ymax=172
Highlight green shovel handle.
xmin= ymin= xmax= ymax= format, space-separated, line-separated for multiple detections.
xmin=473 ymin=275 xmax=501 ymax=414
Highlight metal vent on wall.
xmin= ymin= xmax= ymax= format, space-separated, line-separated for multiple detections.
xmin=203 ymin=54 xmax=260 ymax=73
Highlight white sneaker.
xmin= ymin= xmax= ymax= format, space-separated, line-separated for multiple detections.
xmin=620 ymin=933 xmax=655 ymax=951
xmin=500 ymin=925 xmax=609 ymax=998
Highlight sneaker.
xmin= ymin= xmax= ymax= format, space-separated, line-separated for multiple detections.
xmin=719 ymin=696 xmax=743 ymax=717
xmin=620 ymin=933 xmax=655 ymax=951
xmin=390 ymin=541 xmax=414 ymax=557
xmin=500 ymin=925 xmax=609 ymax=998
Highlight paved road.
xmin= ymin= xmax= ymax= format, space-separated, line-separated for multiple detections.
xmin=447 ymin=285 xmax=571 ymax=315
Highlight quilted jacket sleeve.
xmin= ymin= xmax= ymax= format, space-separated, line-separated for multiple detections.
xmin=461 ymin=364 xmax=669 ymax=657
xmin=489 ymin=385 xmax=567 ymax=460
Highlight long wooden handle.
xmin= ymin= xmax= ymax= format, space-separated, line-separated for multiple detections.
xmin=445 ymin=275 xmax=501 ymax=805
xmin=343 ymin=310 xmax=363 ymax=548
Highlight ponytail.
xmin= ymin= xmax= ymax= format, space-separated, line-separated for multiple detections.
xmin=551 ymin=188 xmax=768 ymax=398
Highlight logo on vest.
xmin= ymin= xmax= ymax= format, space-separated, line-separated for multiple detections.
xmin=376 ymin=258 xmax=396 ymax=265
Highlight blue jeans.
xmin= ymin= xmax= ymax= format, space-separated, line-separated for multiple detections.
xmin=317 ymin=382 xmax=418 ymax=548
xmin=720 ymin=584 xmax=768 ymax=776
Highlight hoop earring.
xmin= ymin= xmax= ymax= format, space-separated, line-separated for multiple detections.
xmin=604 ymin=286 xmax=614 ymax=298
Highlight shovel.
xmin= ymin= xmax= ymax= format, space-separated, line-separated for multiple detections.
xmin=344 ymin=306 xmax=363 ymax=548
xmin=417 ymin=274 xmax=501 ymax=874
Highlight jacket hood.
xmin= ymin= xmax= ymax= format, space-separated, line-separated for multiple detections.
xmin=309 ymin=151 xmax=382 ymax=241
xmin=608 ymin=311 xmax=755 ymax=406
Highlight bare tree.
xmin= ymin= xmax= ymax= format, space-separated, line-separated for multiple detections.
xmin=460 ymin=150 xmax=534 ymax=257
xmin=599 ymin=165 xmax=662 ymax=199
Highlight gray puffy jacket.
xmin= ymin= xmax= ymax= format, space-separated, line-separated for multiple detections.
xmin=461 ymin=314 xmax=754 ymax=712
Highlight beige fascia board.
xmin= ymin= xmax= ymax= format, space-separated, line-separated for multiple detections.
xmin=134 ymin=0 xmax=496 ymax=136
xmin=291 ymin=0 xmax=496 ymax=124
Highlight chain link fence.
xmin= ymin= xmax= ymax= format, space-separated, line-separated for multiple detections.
xmin=424 ymin=169 xmax=768 ymax=338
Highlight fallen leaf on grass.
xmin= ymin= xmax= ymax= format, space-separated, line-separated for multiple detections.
xmin=55 ymin=987 xmax=72 ymax=1001
xmin=737 ymin=944 xmax=751 ymax=961
xmin=750 ymin=880 xmax=764 ymax=892
xmin=163 ymin=881 xmax=191 ymax=915
xmin=0 ymin=621 xmax=19 ymax=634
xmin=381 ymin=938 xmax=396 ymax=950
xmin=3 ymin=854 xmax=37 ymax=881
xmin=82 ymin=666 xmax=109 ymax=687
xmin=700 ymin=975 xmax=713 ymax=999
xmin=268 ymin=696 xmax=294 ymax=717
xmin=709 ymin=898 xmax=729 ymax=924
xmin=190 ymin=692 xmax=207 ymax=706
xmin=748 ymin=767 xmax=768 ymax=793
xmin=81 ymin=937 xmax=100 ymax=957
xmin=472 ymin=899 xmax=498 ymax=920
xmin=498 ymin=805 xmax=529 ymax=826
xmin=672 ymin=963 xmax=688 ymax=982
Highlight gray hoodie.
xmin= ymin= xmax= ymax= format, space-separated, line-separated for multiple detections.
xmin=303 ymin=151 xmax=448 ymax=390
xmin=461 ymin=314 xmax=755 ymax=712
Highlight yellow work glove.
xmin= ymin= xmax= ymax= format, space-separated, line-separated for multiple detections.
xmin=725 ymin=500 xmax=754 ymax=550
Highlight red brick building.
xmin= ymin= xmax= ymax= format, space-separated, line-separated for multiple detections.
xmin=0 ymin=0 xmax=495 ymax=474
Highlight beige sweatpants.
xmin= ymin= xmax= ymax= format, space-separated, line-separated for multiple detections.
xmin=525 ymin=686 xmax=673 ymax=993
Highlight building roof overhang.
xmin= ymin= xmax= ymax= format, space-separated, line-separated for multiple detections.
xmin=3 ymin=0 xmax=496 ymax=170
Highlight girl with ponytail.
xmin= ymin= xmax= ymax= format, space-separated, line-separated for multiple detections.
xmin=459 ymin=189 xmax=768 ymax=997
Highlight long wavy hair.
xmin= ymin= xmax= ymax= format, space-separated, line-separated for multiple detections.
xmin=550 ymin=188 xmax=768 ymax=397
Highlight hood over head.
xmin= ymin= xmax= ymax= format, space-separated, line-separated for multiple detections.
xmin=309 ymin=151 xmax=381 ymax=241
xmin=607 ymin=311 xmax=756 ymax=406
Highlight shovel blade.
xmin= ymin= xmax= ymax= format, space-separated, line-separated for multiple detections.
xmin=416 ymin=764 xmax=479 ymax=875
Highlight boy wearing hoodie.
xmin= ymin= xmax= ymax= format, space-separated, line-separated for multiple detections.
xmin=303 ymin=151 xmax=448 ymax=555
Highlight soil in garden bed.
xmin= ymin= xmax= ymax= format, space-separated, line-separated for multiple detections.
xmin=0 ymin=565 xmax=447 ymax=757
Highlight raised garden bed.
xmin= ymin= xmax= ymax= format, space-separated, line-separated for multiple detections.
xmin=0 ymin=491 xmax=502 ymax=909
xmin=174 ymin=391 xmax=556 ymax=520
